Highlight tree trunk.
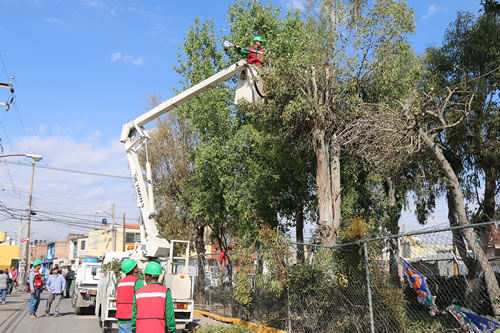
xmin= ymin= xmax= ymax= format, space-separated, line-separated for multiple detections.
xmin=330 ymin=136 xmax=341 ymax=242
xmin=296 ymin=204 xmax=305 ymax=263
xmin=314 ymin=127 xmax=336 ymax=246
xmin=385 ymin=177 xmax=403 ymax=235
xmin=448 ymin=190 xmax=475 ymax=270
xmin=195 ymin=224 xmax=206 ymax=304
xmin=385 ymin=177 xmax=403 ymax=286
xmin=419 ymin=129 xmax=500 ymax=316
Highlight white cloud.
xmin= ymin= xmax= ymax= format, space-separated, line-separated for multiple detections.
xmin=0 ymin=131 xmax=138 ymax=241
xmin=110 ymin=52 xmax=122 ymax=63
xmin=81 ymin=0 xmax=104 ymax=8
xmin=286 ymin=0 xmax=305 ymax=10
xmin=422 ymin=4 xmax=446 ymax=20
xmin=110 ymin=52 xmax=144 ymax=66
xmin=45 ymin=17 xmax=65 ymax=24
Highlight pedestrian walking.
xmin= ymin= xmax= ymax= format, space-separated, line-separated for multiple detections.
xmin=131 ymin=262 xmax=176 ymax=333
xmin=45 ymin=267 xmax=66 ymax=317
xmin=28 ymin=260 xmax=44 ymax=318
xmin=115 ymin=259 xmax=144 ymax=333
xmin=0 ymin=269 xmax=8 ymax=304
xmin=8 ymin=267 xmax=18 ymax=294
xmin=64 ymin=266 xmax=75 ymax=298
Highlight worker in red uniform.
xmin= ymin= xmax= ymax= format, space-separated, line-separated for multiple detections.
xmin=116 ymin=259 xmax=144 ymax=333
xmin=131 ymin=262 xmax=176 ymax=333
xmin=236 ymin=36 xmax=264 ymax=66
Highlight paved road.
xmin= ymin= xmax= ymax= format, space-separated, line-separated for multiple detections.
xmin=0 ymin=290 xmax=101 ymax=333
xmin=0 ymin=289 xmax=228 ymax=333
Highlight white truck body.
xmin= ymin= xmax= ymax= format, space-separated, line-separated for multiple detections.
xmin=72 ymin=260 xmax=101 ymax=314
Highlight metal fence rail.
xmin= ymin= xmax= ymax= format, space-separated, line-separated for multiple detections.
xmin=190 ymin=221 xmax=500 ymax=332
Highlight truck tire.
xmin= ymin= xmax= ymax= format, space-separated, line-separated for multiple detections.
xmin=75 ymin=306 xmax=83 ymax=315
xmin=98 ymin=307 xmax=102 ymax=327
xmin=71 ymin=291 xmax=77 ymax=308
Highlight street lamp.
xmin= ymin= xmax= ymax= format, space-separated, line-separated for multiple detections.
xmin=0 ymin=153 xmax=43 ymax=162
xmin=0 ymin=153 xmax=43 ymax=289
xmin=96 ymin=204 xmax=116 ymax=251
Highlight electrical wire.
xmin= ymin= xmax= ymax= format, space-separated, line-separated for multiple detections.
xmin=0 ymin=160 xmax=131 ymax=179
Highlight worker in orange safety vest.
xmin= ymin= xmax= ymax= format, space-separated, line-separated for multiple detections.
xmin=131 ymin=262 xmax=176 ymax=333
xmin=236 ymin=36 xmax=264 ymax=66
xmin=116 ymin=259 xmax=144 ymax=333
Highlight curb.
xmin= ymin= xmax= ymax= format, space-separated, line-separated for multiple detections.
xmin=194 ymin=309 xmax=286 ymax=333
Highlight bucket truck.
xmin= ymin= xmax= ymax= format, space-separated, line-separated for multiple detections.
xmin=96 ymin=59 xmax=260 ymax=332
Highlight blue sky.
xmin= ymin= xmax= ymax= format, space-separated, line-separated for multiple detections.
xmin=0 ymin=0 xmax=483 ymax=242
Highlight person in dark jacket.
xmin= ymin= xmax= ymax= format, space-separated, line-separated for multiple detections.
xmin=64 ymin=267 xmax=74 ymax=298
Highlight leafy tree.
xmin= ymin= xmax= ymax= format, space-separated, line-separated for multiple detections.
xmin=424 ymin=2 xmax=499 ymax=313
xmin=358 ymin=56 xmax=500 ymax=317
xmin=259 ymin=0 xmax=416 ymax=245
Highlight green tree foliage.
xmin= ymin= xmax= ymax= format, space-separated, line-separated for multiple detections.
xmin=425 ymin=4 xmax=499 ymax=224
xmin=260 ymin=0 xmax=417 ymax=245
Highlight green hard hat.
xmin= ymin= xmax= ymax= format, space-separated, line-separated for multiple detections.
xmin=253 ymin=36 xmax=263 ymax=42
xmin=144 ymin=262 xmax=162 ymax=276
xmin=33 ymin=260 xmax=41 ymax=267
xmin=121 ymin=259 xmax=138 ymax=274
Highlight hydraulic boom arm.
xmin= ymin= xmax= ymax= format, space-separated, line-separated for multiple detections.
xmin=120 ymin=59 xmax=247 ymax=257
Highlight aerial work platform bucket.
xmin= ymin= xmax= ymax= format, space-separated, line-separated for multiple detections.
xmin=235 ymin=64 xmax=265 ymax=105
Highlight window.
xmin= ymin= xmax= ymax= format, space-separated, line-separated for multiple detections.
xmin=125 ymin=232 xmax=141 ymax=243
xmin=92 ymin=236 xmax=98 ymax=249
xmin=80 ymin=240 xmax=86 ymax=250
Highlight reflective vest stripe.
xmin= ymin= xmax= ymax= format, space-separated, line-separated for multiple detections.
xmin=136 ymin=318 xmax=164 ymax=320
xmin=135 ymin=292 xmax=166 ymax=299
xmin=115 ymin=275 xmax=139 ymax=320
xmin=136 ymin=284 xmax=168 ymax=333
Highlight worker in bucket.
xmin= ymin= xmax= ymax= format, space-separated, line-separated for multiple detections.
xmin=116 ymin=259 xmax=144 ymax=333
xmin=131 ymin=262 xmax=175 ymax=333
xmin=236 ymin=36 xmax=264 ymax=66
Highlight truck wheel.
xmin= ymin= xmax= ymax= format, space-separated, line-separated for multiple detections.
xmin=98 ymin=307 xmax=102 ymax=327
xmin=71 ymin=292 xmax=77 ymax=308
xmin=75 ymin=306 xmax=83 ymax=315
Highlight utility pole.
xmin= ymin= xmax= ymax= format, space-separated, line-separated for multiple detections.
xmin=122 ymin=212 xmax=126 ymax=251
xmin=112 ymin=203 xmax=116 ymax=251
xmin=17 ymin=216 xmax=22 ymax=252
xmin=0 ymin=153 xmax=42 ymax=286
xmin=22 ymin=162 xmax=35 ymax=288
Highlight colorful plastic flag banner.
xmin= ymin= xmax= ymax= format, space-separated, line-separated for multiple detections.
xmin=400 ymin=257 xmax=439 ymax=316
xmin=447 ymin=305 xmax=500 ymax=332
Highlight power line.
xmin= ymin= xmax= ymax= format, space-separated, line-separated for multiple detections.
xmin=0 ymin=160 xmax=132 ymax=179
xmin=0 ymin=55 xmax=10 ymax=82
xmin=11 ymin=102 xmax=35 ymax=153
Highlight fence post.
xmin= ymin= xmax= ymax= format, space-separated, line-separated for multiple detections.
xmin=286 ymin=252 xmax=291 ymax=333
xmin=364 ymin=242 xmax=375 ymax=333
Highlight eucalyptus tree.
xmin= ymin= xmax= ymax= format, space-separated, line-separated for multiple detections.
xmin=424 ymin=3 xmax=499 ymax=312
xmin=426 ymin=5 xmax=499 ymax=225
xmin=259 ymin=0 xmax=416 ymax=245
xmin=358 ymin=57 xmax=500 ymax=318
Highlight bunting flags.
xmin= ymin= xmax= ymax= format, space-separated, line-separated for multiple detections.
xmin=447 ymin=305 xmax=500 ymax=332
xmin=400 ymin=257 xmax=439 ymax=315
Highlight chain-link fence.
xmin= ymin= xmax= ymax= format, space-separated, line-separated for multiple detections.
xmin=191 ymin=221 xmax=500 ymax=332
